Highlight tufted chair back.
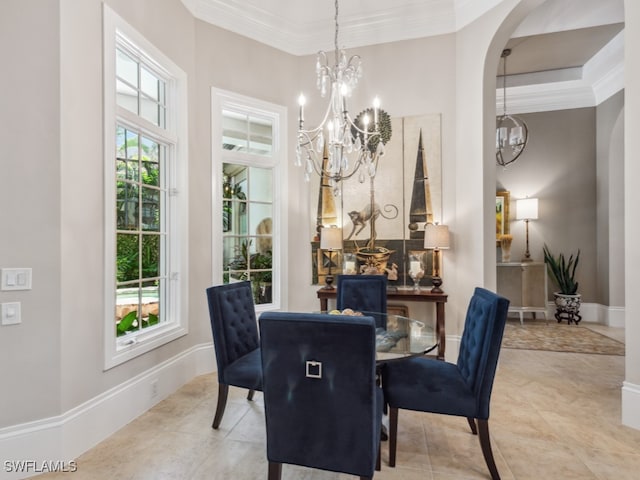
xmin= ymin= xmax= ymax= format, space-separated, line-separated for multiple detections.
xmin=206 ymin=282 xmax=259 ymax=386
xmin=381 ymin=287 xmax=509 ymax=479
xmin=456 ymin=287 xmax=509 ymax=419
xmin=259 ymin=312 xmax=382 ymax=479
xmin=336 ymin=274 xmax=387 ymax=328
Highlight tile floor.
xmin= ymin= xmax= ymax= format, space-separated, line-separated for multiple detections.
xmin=32 ymin=324 xmax=640 ymax=480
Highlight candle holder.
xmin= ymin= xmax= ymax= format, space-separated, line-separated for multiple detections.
xmin=343 ymin=253 xmax=357 ymax=275
xmin=408 ymin=254 xmax=424 ymax=291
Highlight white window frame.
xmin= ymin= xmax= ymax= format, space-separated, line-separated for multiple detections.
xmin=103 ymin=5 xmax=188 ymax=369
xmin=211 ymin=88 xmax=288 ymax=313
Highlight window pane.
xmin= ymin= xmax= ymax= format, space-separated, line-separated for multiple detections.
xmin=140 ymin=66 xmax=160 ymax=102
xmin=248 ymin=116 xmax=273 ymax=156
xmin=118 ymin=183 xmax=138 ymax=230
xmin=222 ymin=110 xmax=248 ymax=151
xmin=125 ymin=129 xmax=140 ymax=159
xmin=141 ymin=234 xmax=160 ymax=278
xmin=248 ymin=167 xmax=272 ymax=202
xmin=116 ymin=286 xmax=141 ymax=336
xmin=249 ymin=203 xmax=272 ymax=241
xmin=141 ymin=160 xmax=159 ymax=186
xmin=141 ymin=188 xmax=160 ymax=231
xmin=140 ymin=97 xmax=161 ymax=127
xmin=140 ymin=136 xmax=159 ymax=162
xmin=250 ymin=276 xmax=272 ymax=305
xmin=116 ymin=79 xmax=138 ymax=115
xmin=116 ymin=49 xmax=137 ymax=87
xmin=117 ymin=233 xmax=139 ymax=282
xmin=223 ymin=237 xmax=247 ymax=278
xmin=141 ymin=281 xmax=160 ymax=330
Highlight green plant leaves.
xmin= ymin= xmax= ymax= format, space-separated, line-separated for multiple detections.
xmin=117 ymin=310 xmax=138 ymax=336
xmin=543 ymin=244 xmax=580 ymax=295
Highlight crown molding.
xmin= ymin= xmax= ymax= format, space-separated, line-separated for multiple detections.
xmin=496 ymin=31 xmax=624 ymax=114
xmin=181 ymin=0 xmax=456 ymax=56
xmin=497 ymin=81 xmax=598 ymax=115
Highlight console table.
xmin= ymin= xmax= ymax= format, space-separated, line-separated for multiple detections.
xmin=497 ymin=262 xmax=548 ymax=324
xmin=317 ymin=287 xmax=448 ymax=360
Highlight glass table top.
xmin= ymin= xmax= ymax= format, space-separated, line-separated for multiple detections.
xmin=324 ymin=310 xmax=438 ymax=361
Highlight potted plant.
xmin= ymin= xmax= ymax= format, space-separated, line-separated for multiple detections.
xmin=543 ymin=244 xmax=582 ymax=324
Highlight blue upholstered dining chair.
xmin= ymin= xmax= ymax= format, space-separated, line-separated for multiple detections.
xmin=336 ymin=274 xmax=387 ymax=328
xmin=205 ymin=282 xmax=262 ymax=429
xmin=382 ymin=287 xmax=509 ymax=480
xmin=259 ymin=312 xmax=382 ymax=480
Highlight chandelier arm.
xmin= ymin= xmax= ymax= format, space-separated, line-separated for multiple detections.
xmin=299 ymin=97 xmax=337 ymax=136
xmin=344 ymin=112 xmax=381 ymax=136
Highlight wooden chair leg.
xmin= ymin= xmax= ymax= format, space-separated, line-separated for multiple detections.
xmin=376 ymin=444 xmax=381 ymax=471
xmin=477 ymin=419 xmax=501 ymax=480
xmin=247 ymin=389 xmax=255 ymax=401
xmin=388 ymin=407 xmax=398 ymax=467
xmin=467 ymin=417 xmax=478 ymax=434
xmin=268 ymin=462 xmax=282 ymax=480
xmin=212 ymin=383 xmax=229 ymax=429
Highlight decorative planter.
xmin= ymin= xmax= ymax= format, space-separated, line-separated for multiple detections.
xmin=553 ymin=292 xmax=582 ymax=324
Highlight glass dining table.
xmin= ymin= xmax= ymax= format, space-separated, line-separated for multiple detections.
xmin=324 ymin=310 xmax=439 ymax=363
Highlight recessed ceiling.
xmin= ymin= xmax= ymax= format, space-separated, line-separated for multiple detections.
xmin=181 ymin=0 xmax=625 ymax=112
xmin=504 ymin=23 xmax=624 ymax=76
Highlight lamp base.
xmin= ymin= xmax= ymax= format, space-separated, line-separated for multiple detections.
xmin=323 ymin=275 xmax=335 ymax=290
xmin=431 ymin=276 xmax=444 ymax=294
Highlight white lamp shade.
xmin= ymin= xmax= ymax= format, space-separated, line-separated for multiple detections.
xmin=424 ymin=224 xmax=450 ymax=249
xmin=516 ymin=198 xmax=539 ymax=220
xmin=320 ymin=226 xmax=342 ymax=250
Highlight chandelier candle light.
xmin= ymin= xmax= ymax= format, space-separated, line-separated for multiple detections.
xmin=424 ymin=223 xmax=450 ymax=294
xmin=295 ymin=0 xmax=386 ymax=195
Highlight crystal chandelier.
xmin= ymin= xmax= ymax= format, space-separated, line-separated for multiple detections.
xmin=496 ymin=48 xmax=528 ymax=167
xmin=295 ymin=0 xmax=385 ymax=194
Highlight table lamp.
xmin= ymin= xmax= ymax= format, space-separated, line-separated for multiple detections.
xmin=516 ymin=197 xmax=538 ymax=262
xmin=320 ymin=226 xmax=342 ymax=289
xmin=424 ymin=223 xmax=450 ymax=293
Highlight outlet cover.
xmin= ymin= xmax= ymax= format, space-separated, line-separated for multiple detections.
xmin=1 ymin=268 xmax=32 ymax=291
xmin=1 ymin=302 xmax=21 ymax=325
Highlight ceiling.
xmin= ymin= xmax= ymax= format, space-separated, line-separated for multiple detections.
xmin=180 ymin=0 xmax=625 ymax=113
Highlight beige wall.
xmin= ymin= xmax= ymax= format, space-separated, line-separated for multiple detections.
xmin=624 ymin=0 xmax=640 ymax=390
xmin=596 ymin=91 xmax=625 ymax=307
xmin=497 ymin=107 xmax=598 ymax=302
xmin=0 ymin=0 xmax=62 ymax=425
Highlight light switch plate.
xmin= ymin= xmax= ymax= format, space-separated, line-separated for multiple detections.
xmin=1 ymin=268 xmax=32 ymax=291
xmin=1 ymin=302 xmax=21 ymax=325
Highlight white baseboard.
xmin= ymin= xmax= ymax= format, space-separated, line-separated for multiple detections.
xmin=0 ymin=344 xmax=215 ymax=479
xmin=622 ymin=382 xmax=640 ymax=430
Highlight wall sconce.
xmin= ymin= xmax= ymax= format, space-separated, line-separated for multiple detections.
xmin=516 ymin=198 xmax=538 ymax=262
xmin=424 ymin=223 xmax=450 ymax=293
xmin=320 ymin=226 xmax=342 ymax=289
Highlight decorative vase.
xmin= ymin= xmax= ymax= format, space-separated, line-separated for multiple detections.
xmin=500 ymin=234 xmax=513 ymax=263
xmin=553 ymin=293 xmax=582 ymax=324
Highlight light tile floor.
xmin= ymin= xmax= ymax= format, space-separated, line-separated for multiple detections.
xmin=33 ymin=325 xmax=640 ymax=480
